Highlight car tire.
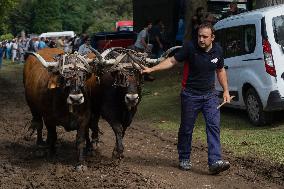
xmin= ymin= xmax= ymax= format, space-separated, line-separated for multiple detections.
xmin=245 ymin=88 xmax=272 ymax=126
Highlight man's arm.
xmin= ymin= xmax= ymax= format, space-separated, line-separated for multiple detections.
xmin=142 ymin=56 xmax=178 ymax=74
xmin=216 ymin=68 xmax=231 ymax=103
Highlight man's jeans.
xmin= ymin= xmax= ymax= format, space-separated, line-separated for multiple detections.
xmin=177 ymin=89 xmax=222 ymax=165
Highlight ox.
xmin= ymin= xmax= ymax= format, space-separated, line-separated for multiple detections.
xmin=89 ymin=47 xmax=181 ymax=159
xmin=23 ymin=48 xmax=102 ymax=169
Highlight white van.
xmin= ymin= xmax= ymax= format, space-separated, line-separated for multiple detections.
xmin=214 ymin=4 xmax=284 ymax=126
xmin=39 ymin=31 xmax=75 ymax=38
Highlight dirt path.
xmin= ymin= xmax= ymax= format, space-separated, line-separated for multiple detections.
xmin=0 ymin=64 xmax=283 ymax=189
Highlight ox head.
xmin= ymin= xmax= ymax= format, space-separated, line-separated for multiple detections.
xmin=106 ymin=53 xmax=143 ymax=110
xmin=57 ymin=53 xmax=93 ymax=106
xmin=27 ymin=51 xmax=101 ymax=110
xmin=99 ymin=46 xmax=182 ymax=110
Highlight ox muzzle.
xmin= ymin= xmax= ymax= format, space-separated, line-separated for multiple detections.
xmin=67 ymin=93 xmax=84 ymax=105
xmin=125 ymin=93 xmax=139 ymax=109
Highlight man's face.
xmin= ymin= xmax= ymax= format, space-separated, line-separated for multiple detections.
xmin=198 ymin=27 xmax=215 ymax=50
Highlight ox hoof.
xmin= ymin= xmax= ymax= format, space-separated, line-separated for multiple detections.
xmin=112 ymin=150 xmax=124 ymax=160
xmin=75 ymin=164 xmax=88 ymax=172
xmin=34 ymin=149 xmax=46 ymax=158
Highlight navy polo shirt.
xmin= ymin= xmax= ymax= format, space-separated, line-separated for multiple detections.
xmin=174 ymin=41 xmax=224 ymax=92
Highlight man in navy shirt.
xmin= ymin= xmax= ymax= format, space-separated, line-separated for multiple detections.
xmin=142 ymin=23 xmax=231 ymax=174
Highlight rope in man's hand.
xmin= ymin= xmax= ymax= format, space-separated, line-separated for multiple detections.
xmin=217 ymin=96 xmax=235 ymax=109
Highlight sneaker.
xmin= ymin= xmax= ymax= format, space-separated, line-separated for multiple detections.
xmin=179 ymin=159 xmax=192 ymax=171
xmin=209 ymin=160 xmax=230 ymax=175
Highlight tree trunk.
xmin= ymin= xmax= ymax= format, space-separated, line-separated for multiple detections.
xmin=184 ymin=0 xmax=207 ymax=40
xmin=255 ymin=0 xmax=284 ymax=9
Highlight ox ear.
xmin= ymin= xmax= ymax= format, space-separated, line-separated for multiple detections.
xmin=48 ymin=75 xmax=60 ymax=89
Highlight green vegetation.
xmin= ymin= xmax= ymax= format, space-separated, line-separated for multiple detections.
xmin=0 ymin=0 xmax=133 ymax=36
xmin=136 ymin=65 xmax=284 ymax=164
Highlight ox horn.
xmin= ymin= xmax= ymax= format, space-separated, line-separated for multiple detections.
xmin=87 ymin=45 xmax=103 ymax=63
xmin=26 ymin=52 xmax=59 ymax=67
xmin=145 ymin=46 xmax=182 ymax=65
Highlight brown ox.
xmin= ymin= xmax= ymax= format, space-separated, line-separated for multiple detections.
xmin=24 ymin=48 xmax=99 ymax=169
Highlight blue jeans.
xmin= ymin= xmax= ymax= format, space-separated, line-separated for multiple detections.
xmin=177 ymin=88 xmax=222 ymax=165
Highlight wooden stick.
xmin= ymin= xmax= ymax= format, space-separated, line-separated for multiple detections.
xmin=217 ymin=96 xmax=235 ymax=109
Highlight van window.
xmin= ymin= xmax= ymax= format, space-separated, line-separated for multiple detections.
xmin=273 ymin=15 xmax=284 ymax=45
xmin=215 ymin=24 xmax=256 ymax=58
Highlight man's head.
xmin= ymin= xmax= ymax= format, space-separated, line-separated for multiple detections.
xmin=143 ymin=20 xmax=152 ymax=30
xmin=229 ymin=2 xmax=238 ymax=12
xmin=197 ymin=23 xmax=215 ymax=51
xmin=83 ymin=36 xmax=91 ymax=45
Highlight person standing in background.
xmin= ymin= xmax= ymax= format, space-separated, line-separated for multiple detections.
xmin=11 ymin=39 xmax=18 ymax=63
xmin=0 ymin=43 xmax=3 ymax=69
xmin=149 ymin=19 xmax=165 ymax=58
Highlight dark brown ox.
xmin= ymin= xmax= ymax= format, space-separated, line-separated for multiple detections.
xmin=89 ymin=46 xmax=181 ymax=159
xmin=24 ymin=48 xmax=98 ymax=168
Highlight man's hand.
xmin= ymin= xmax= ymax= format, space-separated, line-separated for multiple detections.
xmin=223 ymin=90 xmax=231 ymax=103
xmin=141 ymin=65 xmax=153 ymax=74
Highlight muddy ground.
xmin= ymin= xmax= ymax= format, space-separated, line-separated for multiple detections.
xmin=0 ymin=63 xmax=283 ymax=189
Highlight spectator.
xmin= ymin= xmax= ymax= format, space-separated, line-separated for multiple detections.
xmin=18 ymin=39 xmax=26 ymax=63
xmin=11 ymin=39 xmax=18 ymax=63
xmin=33 ymin=38 xmax=39 ymax=52
xmin=56 ymin=37 xmax=64 ymax=50
xmin=78 ymin=36 xmax=92 ymax=55
xmin=38 ymin=37 xmax=46 ymax=50
xmin=6 ymin=41 xmax=12 ymax=60
xmin=48 ymin=38 xmax=56 ymax=48
xmin=26 ymin=37 xmax=35 ymax=52
xmin=0 ymin=43 xmax=3 ymax=69
xmin=134 ymin=21 xmax=152 ymax=53
xmin=222 ymin=1 xmax=244 ymax=19
xmin=149 ymin=19 xmax=165 ymax=58
xmin=204 ymin=13 xmax=217 ymax=25
xmin=64 ymin=37 xmax=72 ymax=53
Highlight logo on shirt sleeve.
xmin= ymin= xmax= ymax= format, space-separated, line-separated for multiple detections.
xmin=211 ymin=58 xmax=218 ymax=64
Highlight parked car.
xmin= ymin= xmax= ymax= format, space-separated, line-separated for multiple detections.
xmin=91 ymin=31 xmax=136 ymax=52
xmin=214 ymin=4 xmax=284 ymax=126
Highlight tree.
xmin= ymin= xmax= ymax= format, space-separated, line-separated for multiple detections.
xmin=255 ymin=0 xmax=284 ymax=8
xmin=0 ymin=0 xmax=19 ymax=34
xmin=32 ymin=0 xmax=62 ymax=33
xmin=87 ymin=0 xmax=133 ymax=33
xmin=8 ymin=0 xmax=35 ymax=35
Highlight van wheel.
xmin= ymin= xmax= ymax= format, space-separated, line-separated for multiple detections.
xmin=245 ymin=88 xmax=271 ymax=126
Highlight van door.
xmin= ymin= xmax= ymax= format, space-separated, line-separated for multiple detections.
xmin=268 ymin=15 xmax=284 ymax=97
xmin=215 ymin=20 xmax=260 ymax=107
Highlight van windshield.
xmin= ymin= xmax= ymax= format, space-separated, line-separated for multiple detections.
xmin=273 ymin=15 xmax=284 ymax=45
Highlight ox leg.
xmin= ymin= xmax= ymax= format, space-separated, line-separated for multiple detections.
xmin=90 ymin=114 xmax=101 ymax=151
xmin=85 ymin=128 xmax=93 ymax=156
xmin=76 ymin=124 xmax=87 ymax=166
xmin=46 ymin=124 xmax=57 ymax=156
xmin=111 ymin=123 xmax=124 ymax=159
xmin=34 ymin=119 xmax=44 ymax=146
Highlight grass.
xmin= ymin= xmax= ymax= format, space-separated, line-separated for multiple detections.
xmin=136 ymin=65 xmax=284 ymax=164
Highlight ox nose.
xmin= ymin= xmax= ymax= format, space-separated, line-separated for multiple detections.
xmin=125 ymin=93 xmax=139 ymax=106
xmin=67 ymin=93 xmax=84 ymax=105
